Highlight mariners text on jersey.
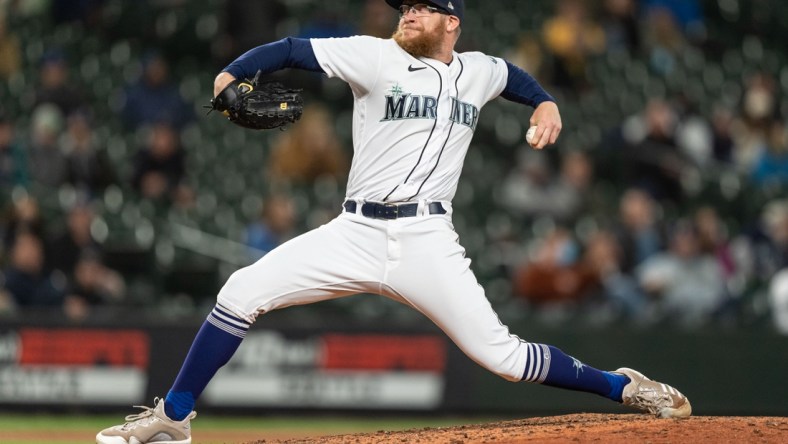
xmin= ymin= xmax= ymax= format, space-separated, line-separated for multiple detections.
xmin=381 ymin=92 xmax=480 ymax=130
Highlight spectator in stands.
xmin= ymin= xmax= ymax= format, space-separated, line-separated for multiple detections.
xmin=600 ymin=0 xmax=641 ymax=54
xmin=27 ymin=103 xmax=68 ymax=189
xmin=583 ymin=229 xmax=647 ymax=318
xmin=34 ymin=50 xmax=86 ymax=116
xmin=513 ymin=226 xmax=590 ymax=306
xmin=498 ymin=148 xmax=585 ymax=224
xmin=2 ymin=231 xmax=65 ymax=308
xmin=674 ymin=95 xmax=714 ymax=169
xmin=541 ymin=0 xmax=605 ymax=92
xmin=741 ymin=72 xmax=778 ymax=130
xmin=642 ymin=5 xmax=686 ymax=76
xmin=61 ymin=110 xmax=116 ymax=196
xmin=612 ymin=188 xmax=665 ymax=274
xmin=751 ymin=120 xmax=788 ymax=189
xmin=268 ymin=103 xmax=348 ymax=186
xmin=554 ymin=149 xmax=596 ymax=223
xmin=122 ymin=51 xmax=193 ymax=130
xmin=504 ymin=33 xmax=546 ymax=82
xmin=620 ymin=98 xmax=690 ymax=204
xmin=748 ymin=199 xmax=788 ymax=283
xmin=64 ymin=251 xmax=126 ymax=320
xmin=694 ymin=205 xmax=747 ymax=319
xmin=0 ymin=10 xmax=21 ymax=80
xmin=513 ymin=226 xmax=646 ymax=317
xmin=46 ymin=202 xmax=102 ymax=276
xmin=636 ymin=219 xmax=728 ymax=327
xmin=0 ymin=111 xmax=28 ymax=189
xmin=731 ymin=72 xmax=778 ymax=172
xmin=2 ymin=194 xmax=46 ymax=250
xmin=693 ymin=206 xmax=736 ymax=281
xmin=244 ymin=193 xmax=297 ymax=261
xmin=132 ymin=121 xmax=186 ymax=202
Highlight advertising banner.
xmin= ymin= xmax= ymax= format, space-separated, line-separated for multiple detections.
xmin=2 ymin=319 xmax=783 ymax=415
xmin=0 ymin=328 xmax=149 ymax=404
xmin=203 ymin=330 xmax=447 ymax=409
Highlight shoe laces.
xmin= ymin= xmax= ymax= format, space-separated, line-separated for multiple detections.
xmin=120 ymin=398 xmax=161 ymax=431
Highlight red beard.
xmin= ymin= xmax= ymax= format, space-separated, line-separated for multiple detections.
xmin=392 ymin=22 xmax=444 ymax=58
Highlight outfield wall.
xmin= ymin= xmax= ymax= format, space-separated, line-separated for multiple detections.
xmin=1 ymin=314 xmax=785 ymax=416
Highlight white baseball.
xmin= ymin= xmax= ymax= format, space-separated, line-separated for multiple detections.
xmin=526 ymin=126 xmax=537 ymax=144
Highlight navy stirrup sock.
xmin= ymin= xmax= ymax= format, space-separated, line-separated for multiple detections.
xmin=522 ymin=344 xmax=629 ymax=402
xmin=164 ymin=304 xmax=251 ymax=421
xmin=603 ymin=371 xmax=629 ymax=402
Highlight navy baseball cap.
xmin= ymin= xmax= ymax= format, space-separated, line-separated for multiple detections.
xmin=386 ymin=0 xmax=464 ymax=23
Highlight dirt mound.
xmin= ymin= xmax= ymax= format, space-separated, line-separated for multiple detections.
xmin=251 ymin=414 xmax=788 ymax=444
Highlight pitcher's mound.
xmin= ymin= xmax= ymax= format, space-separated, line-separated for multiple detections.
xmin=251 ymin=413 xmax=788 ymax=444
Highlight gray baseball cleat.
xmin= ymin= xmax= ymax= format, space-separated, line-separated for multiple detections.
xmin=95 ymin=397 xmax=196 ymax=444
xmin=616 ymin=367 xmax=692 ymax=418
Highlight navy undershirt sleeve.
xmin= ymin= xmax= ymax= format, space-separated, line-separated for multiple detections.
xmin=223 ymin=37 xmax=324 ymax=79
xmin=501 ymin=60 xmax=555 ymax=108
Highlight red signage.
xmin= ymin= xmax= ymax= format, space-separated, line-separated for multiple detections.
xmin=18 ymin=329 xmax=149 ymax=369
xmin=320 ymin=334 xmax=446 ymax=372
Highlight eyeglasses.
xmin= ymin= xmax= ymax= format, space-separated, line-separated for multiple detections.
xmin=398 ymin=3 xmax=449 ymax=18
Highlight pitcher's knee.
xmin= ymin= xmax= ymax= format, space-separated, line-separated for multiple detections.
xmin=217 ymin=268 xmax=246 ymax=300
xmin=216 ymin=267 xmax=261 ymax=322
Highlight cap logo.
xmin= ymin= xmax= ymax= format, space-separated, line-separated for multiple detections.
xmin=447 ymin=1 xmax=454 ymax=10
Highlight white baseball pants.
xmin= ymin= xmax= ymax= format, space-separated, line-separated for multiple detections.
xmin=217 ymin=209 xmax=529 ymax=381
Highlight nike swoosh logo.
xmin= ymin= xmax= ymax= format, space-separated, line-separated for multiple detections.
xmin=408 ymin=65 xmax=426 ymax=72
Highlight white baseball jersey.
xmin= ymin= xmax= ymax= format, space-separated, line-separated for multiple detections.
xmin=311 ymin=36 xmax=508 ymax=203
xmin=218 ymin=37 xmax=533 ymax=383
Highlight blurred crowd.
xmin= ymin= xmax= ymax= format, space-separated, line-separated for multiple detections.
xmin=0 ymin=0 xmax=787 ymax=333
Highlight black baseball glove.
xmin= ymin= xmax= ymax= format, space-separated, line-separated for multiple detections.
xmin=209 ymin=70 xmax=303 ymax=130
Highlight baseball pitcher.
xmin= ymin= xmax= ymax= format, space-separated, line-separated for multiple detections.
xmin=98 ymin=2 xmax=690 ymax=443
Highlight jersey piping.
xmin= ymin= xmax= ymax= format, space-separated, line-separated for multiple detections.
xmin=407 ymin=57 xmax=465 ymax=201
xmin=383 ymin=60 xmax=442 ymax=202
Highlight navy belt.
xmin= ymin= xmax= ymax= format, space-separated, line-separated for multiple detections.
xmin=343 ymin=201 xmax=446 ymax=219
